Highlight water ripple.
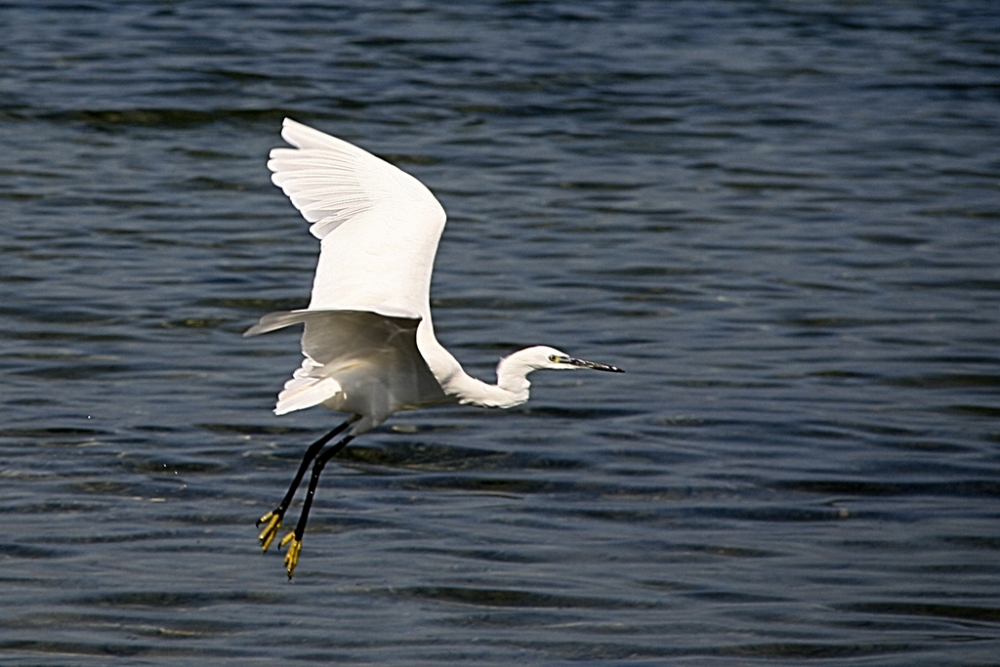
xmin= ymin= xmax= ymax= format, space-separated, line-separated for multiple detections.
xmin=1 ymin=1 xmax=998 ymax=665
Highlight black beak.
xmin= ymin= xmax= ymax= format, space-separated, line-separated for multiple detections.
xmin=566 ymin=357 xmax=625 ymax=373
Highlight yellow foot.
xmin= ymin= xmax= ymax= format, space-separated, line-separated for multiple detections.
xmin=257 ymin=511 xmax=282 ymax=552
xmin=280 ymin=531 xmax=302 ymax=579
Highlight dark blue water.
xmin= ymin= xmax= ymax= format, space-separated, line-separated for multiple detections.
xmin=2 ymin=2 xmax=999 ymax=665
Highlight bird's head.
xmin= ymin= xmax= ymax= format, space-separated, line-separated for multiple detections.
xmin=482 ymin=345 xmax=624 ymax=408
xmin=515 ymin=346 xmax=624 ymax=373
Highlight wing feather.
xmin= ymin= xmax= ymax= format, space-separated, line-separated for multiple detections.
xmin=268 ymin=118 xmax=447 ymax=319
xmin=245 ymin=309 xmax=449 ymax=431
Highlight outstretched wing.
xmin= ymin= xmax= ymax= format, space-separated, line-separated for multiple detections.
xmin=245 ymin=310 xmax=448 ymax=432
xmin=268 ymin=118 xmax=447 ymax=320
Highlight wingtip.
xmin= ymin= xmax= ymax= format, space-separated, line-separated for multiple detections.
xmin=279 ymin=117 xmax=312 ymax=148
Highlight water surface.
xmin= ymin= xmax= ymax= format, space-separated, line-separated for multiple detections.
xmin=2 ymin=1 xmax=999 ymax=665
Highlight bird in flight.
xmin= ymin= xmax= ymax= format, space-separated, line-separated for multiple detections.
xmin=247 ymin=118 xmax=623 ymax=578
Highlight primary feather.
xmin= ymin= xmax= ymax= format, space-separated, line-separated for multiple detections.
xmin=268 ymin=118 xmax=446 ymax=321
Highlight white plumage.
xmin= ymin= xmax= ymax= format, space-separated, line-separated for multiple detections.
xmin=246 ymin=118 xmax=622 ymax=577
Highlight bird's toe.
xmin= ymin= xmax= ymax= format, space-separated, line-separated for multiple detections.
xmin=257 ymin=510 xmax=283 ymax=552
xmin=280 ymin=531 xmax=302 ymax=579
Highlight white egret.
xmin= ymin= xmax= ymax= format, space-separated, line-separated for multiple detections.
xmin=246 ymin=118 xmax=623 ymax=578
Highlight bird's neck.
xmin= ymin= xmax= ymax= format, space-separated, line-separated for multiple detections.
xmin=495 ymin=353 xmax=534 ymax=399
xmin=416 ymin=323 xmax=534 ymax=409
xmin=451 ymin=349 xmax=545 ymax=409
xmin=443 ymin=365 xmax=529 ymax=409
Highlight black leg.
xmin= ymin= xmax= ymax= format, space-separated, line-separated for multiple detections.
xmin=257 ymin=418 xmax=356 ymax=552
xmin=280 ymin=433 xmax=355 ymax=578
xmin=261 ymin=420 xmax=354 ymax=521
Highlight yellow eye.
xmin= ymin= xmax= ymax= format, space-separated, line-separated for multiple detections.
xmin=548 ymin=355 xmax=559 ymax=363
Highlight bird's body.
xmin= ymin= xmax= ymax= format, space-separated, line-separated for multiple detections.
xmin=247 ymin=119 xmax=622 ymax=577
